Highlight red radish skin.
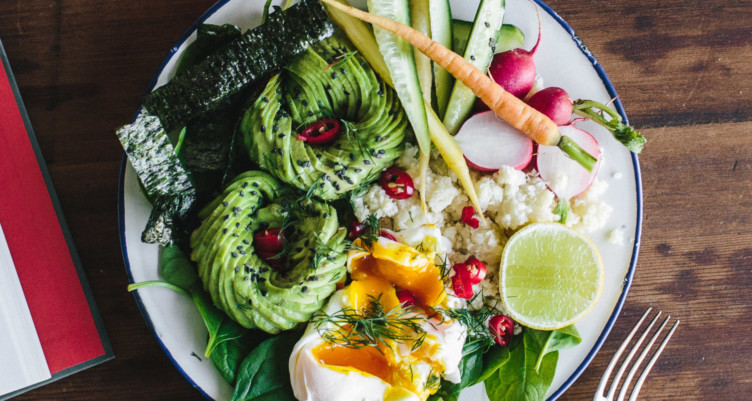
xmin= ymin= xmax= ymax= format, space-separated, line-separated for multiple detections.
xmin=536 ymin=125 xmax=601 ymax=200
xmin=527 ymin=87 xmax=573 ymax=126
xmin=488 ymin=7 xmax=542 ymax=99
xmin=455 ymin=111 xmax=533 ymax=171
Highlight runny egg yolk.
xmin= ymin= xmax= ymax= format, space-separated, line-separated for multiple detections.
xmin=347 ymin=237 xmax=446 ymax=308
xmin=306 ymin=236 xmax=450 ymax=400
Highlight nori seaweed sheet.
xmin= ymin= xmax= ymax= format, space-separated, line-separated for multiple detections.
xmin=143 ymin=0 xmax=335 ymax=131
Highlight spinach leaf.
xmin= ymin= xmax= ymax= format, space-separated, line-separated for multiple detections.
xmin=159 ymin=245 xmax=199 ymax=290
xmin=230 ymin=332 xmax=300 ymax=401
xmin=211 ymin=331 xmax=268 ymax=384
xmin=430 ymin=339 xmax=499 ymax=401
xmin=473 ymin=343 xmax=511 ymax=385
xmin=192 ymin=290 xmax=246 ymax=357
xmin=484 ymin=326 xmax=581 ymax=401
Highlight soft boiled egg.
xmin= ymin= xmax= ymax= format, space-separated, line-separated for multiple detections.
xmin=289 ymin=226 xmax=467 ymax=401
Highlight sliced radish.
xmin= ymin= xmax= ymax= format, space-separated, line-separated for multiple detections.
xmin=536 ymin=125 xmax=601 ymax=200
xmin=455 ymin=111 xmax=533 ymax=171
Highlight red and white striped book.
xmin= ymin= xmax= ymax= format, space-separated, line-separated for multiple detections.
xmin=0 ymin=38 xmax=113 ymax=399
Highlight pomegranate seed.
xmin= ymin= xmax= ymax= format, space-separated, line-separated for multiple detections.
xmin=451 ymin=264 xmax=474 ymax=299
xmin=396 ymin=290 xmax=418 ymax=308
xmin=465 ymin=257 xmax=487 ymax=285
xmin=348 ymin=221 xmax=366 ymax=240
xmin=489 ymin=315 xmax=515 ymax=347
xmin=380 ymin=167 xmax=415 ymax=200
xmin=460 ymin=206 xmax=480 ymax=229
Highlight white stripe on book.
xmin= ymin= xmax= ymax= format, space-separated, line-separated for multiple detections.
xmin=0 ymin=224 xmax=51 ymax=395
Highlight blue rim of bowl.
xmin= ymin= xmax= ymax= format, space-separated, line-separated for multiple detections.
xmin=117 ymin=1 xmax=643 ymax=400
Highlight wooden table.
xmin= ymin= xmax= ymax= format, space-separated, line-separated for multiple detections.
xmin=1 ymin=0 xmax=749 ymax=400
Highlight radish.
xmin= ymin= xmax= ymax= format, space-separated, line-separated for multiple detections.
xmin=526 ymin=87 xmax=573 ymax=125
xmin=536 ymin=124 xmax=601 ymax=200
xmin=454 ymin=111 xmax=533 ymax=171
xmin=487 ymin=7 xmax=542 ymax=99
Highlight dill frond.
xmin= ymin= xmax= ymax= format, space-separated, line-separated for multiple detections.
xmin=312 ymin=295 xmax=427 ymax=351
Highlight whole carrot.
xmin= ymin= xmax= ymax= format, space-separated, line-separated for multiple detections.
xmin=319 ymin=0 xmax=597 ymax=171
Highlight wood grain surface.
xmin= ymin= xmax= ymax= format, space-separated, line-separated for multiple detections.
xmin=1 ymin=0 xmax=750 ymax=400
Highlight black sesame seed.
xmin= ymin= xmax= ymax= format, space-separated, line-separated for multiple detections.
xmin=243 ymin=182 xmax=249 ymax=188
xmin=223 ymin=228 xmax=228 ymax=234
xmin=339 ymin=67 xmax=346 ymax=74
xmin=260 ymin=125 xmax=266 ymax=132
xmin=237 ymin=245 xmax=244 ymax=251
xmin=301 ymin=286 xmax=309 ymax=293
xmin=332 ymin=182 xmax=340 ymax=190
xmin=252 ymin=182 xmax=260 ymax=187
xmin=235 ymin=266 xmax=240 ymax=272
xmin=273 ymin=125 xmax=279 ymax=132
xmin=247 ymin=299 xmax=253 ymax=306
xmin=331 ymin=72 xmax=338 ymax=79
xmin=470 ymin=55 xmax=476 ymax=61
xmin=223 ymin=214 xmax=230 ymax=221
xmin=302 ymin=99 xmax=309 ymax=107
xmin=364 ymin=160 xmax=371 ymax=165
xmin=354 ymin=168 xmax=362 ymax=173
xmin=240 ymin=190 xmax=245 ymax=197
xmin=484 ymin=21 xmax=490 ymax=28
xmin=233 ymin=233 xmax=239 ymax=238
xmin=231 ymin=252 xmax=238 ymax=258
xmin=244 ymin=276 xmax=250 ymax=281
xmin=375 ymin=136 xmax=383 ymax=142
xmin=278 ymin=133 xmax=286 ymax=139
xmin=222 ymin=201 xmax=229 ymax=206
xmin=308 ymin=110 xmax=314 ymax=117
xmin=349 ymin=153 xmax=355 ymax=160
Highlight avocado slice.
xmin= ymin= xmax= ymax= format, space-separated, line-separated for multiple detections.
xmin=190 ymin=170 xmax=347 ymax=333
xmin=240 ymin=33 xmax=407 ymax=201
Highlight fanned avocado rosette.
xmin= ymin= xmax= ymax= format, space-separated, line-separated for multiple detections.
xmin=240 ymin=33 xmax=407 ymax=200
xmin=190 ymin=170 xmax=348 ymax=334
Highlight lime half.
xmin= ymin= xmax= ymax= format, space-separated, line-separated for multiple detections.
xmin=500 ymin=223 xmax=604 ymax=330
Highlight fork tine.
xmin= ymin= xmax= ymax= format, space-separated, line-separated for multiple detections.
xmin=616 ymin=315 xmax=674 ymax=401
xmin=626 ymin=319 xmax=679 ymax=401
xmin=594 ymin=308 xmax=653 ymax=399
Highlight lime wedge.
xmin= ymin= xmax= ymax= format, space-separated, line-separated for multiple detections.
xmin=500 ymin=223 xmax=604 ymax=330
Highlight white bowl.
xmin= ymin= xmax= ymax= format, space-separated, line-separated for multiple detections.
xmin=118 ymin=0 xmax=642 ymax=399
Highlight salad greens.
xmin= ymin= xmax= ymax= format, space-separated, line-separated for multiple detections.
xmin=229 ymin=333 xmax=300 ymax=401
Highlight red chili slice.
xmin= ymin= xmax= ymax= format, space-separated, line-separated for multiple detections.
xmin=254 ymin=228 xmax=285 ymax=252
xmin=460 ymin=206 xmax=480 ymax=229
xmin=379 ymin=230 xmax=397 ymax=241
xmin=297 ymin=119 xmax=341 ymax=145
xmin=465 ymin=257 xmax=487 ymax=285
xmin=396 ymin=290 xmax=418 ymax=308
xmin=451 ymin=264 xmax=474 ymax=299
xmin=379 ymin=167 xmax=415 ymax=200
xmin=489 ymin=315 xmax=515 ymax=347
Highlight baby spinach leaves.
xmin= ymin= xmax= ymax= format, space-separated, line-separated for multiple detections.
xmin=484 ymin=326 xmax=581 ymax=401
xmin=230 ymin=332 xmax=300 ymax=401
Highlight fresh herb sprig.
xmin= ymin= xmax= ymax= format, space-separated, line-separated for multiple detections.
xmin=312 ymin=295 xmax=427 ymax=352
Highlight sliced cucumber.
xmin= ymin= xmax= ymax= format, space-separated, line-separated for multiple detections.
xmin=442 ymin=0 xmax=505 ymax=134
xmin=410 ymin=0 xmax=433 ymax=103
xmin=451 ymin=19 xmax=473 ymax=59
xmin=497 ymin=23 xmax=525 ymax=53
xmin=368 ymin=0 xmax=430 ymax=156
xmin=452 ymin=21 xmax=524 ymax=61
xmin=429 ymin=0 xmax=454 ymax=118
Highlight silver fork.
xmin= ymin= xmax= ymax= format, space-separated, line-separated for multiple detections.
xmin=593 ymin=307 xmax=679 ymax=401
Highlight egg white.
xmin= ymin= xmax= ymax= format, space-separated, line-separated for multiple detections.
xmin=289 ymin=290 xmax=467 ymax=401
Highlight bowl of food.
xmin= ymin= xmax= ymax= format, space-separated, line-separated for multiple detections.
xmin=118 ymin=0 xmax=643 ymax=400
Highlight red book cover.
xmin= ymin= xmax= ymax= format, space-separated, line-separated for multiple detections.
xmin=0 ymin=37 xmax=113 ymax=399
